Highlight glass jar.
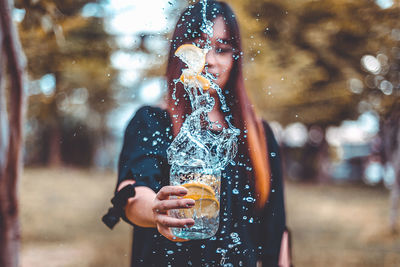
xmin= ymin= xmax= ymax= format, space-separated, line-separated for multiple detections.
xmin=169 ymin=164 xmax=221 ymax=239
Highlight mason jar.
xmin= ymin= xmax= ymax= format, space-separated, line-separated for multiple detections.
xmin=169 ymin=164 xmax=221 ymax=240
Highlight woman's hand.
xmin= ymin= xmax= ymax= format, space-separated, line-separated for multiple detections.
xmin=152 ymin=185 xmax=195 ymax=242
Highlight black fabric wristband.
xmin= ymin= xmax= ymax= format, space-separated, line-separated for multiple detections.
xmin=102 ymin=184 xmax=136 ymax=229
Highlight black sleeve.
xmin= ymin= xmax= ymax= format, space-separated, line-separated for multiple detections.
xmin=116 ymin=106 xmax=172 ymax=193
xmin=261 ymin=121 xmax=287 ymax=266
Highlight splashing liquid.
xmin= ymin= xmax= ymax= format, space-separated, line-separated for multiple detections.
xmin=167 ymin=0 xmax=239 ymax=171
xmin=167 ymin=0 xmax=240 ymax=240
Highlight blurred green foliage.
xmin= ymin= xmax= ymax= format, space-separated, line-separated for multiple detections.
xmin=228 ymin=0 xmax=399 ymax=127
xmin=227 ymin=0 xmax=400 ymax=181
xmin=17 ymin=0 xmax=117 ymax=165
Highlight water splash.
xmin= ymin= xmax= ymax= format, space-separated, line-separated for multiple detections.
xmin=167 ymin=0 xmax=239 ymax=171
xmin=200 ymin=0 xmax=214 ymax=39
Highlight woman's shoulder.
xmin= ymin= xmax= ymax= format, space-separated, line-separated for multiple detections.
xmin=261 ymin=120 xmax=274 ymax=139
xmin=261 ymin=120 xmax=280 ymax=151
xmin=133 ymin=105 xmax=169 ymax=120
xmin=128 ymin=105 xmax=169 ymax=125
xmin=123 ymin=105 xmax=171 ymax=136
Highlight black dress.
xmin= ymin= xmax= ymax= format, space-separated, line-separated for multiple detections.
xmin=116 ymin=106 xmax=286 ymax=267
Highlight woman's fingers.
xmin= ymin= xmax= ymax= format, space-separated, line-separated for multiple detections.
xmin=153 ymin=198 xmax=195 ymax=213
xmin=156 ymin=186 xmax=188 ymax=200
xmin=155 ymin=214 xmax=195 ymax=228
xmin=153 ymin=186 xmax=195 ymax=242
xmin=157 ymin=224 xmax=190 ymax=242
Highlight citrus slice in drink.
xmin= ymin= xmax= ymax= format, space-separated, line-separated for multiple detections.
xmin=181 ymin=182 xmax=219 ymax=218
xmin=180 ymin=72 xmax=211 ymax=90
xmin=181 ymin=182 xmax=215 ymax=198
xmin=202 ymin=197 xmax=220 ymax=217
xmin=175 ymin=44 xmax=206 ymax=74
xmin=182 ymin=196 xmax=220 ymax=218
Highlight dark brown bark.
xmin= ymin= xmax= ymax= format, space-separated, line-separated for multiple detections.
xmin=0 ymin=0 xmax=27 ymax=266
xmin=315 ymin=138 xmax=331 ymax=183
xmin=0 ymin=11 xmax=8 ymax=172
xmin=381 ymin=105 xmax=400 ymax=232
xmin=47 ymin=125 xmax=62 ymax=166
xmin=46 ymin=72 xmax=63 ymax=167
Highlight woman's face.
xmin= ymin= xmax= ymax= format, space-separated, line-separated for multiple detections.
xmin=196 ymin=16 xmax=235 ymax=90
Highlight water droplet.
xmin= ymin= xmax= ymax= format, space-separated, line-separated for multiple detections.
xmin=232 ymin=188 xmax=239 ymax=195
xmin=245 ymin=197 xmax=255 ymax=203
xmin=143 ymin=137 xmax=148 ymax=142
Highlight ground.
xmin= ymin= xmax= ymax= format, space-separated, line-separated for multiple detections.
xmin=19 ymin=168 xmax=400 ymax=267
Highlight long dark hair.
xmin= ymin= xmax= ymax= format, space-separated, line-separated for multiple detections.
xmin=165 ymin=0 xmax=271 ymax=210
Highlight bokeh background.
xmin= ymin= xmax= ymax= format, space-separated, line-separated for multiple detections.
xmin=7 ymin=0 xmax=400 ymax=266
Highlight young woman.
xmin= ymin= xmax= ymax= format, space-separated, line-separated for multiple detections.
xmin=115 ymin=1 xmax=287 ymax=266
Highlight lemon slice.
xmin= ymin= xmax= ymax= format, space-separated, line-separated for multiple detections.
xmin=175 ymin=44 xmax=206 ymax=74
xmin=181 ymin=182 xmax=219 ymax=218
xmin=181 ymin=182 xmax=215 ymax=198
xmin=179 ymin=71 xmax=211 ymax=90
xmin=182 ymin=196 xmax=220 ymax=219
xmin=199 ymin=197 xmax=220 ymax=218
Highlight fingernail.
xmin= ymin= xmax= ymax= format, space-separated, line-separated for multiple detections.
xmin=179 ymin=190 xmax=187 ymax=196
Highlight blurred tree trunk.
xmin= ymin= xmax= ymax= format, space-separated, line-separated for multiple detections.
xmin=315 ymin=138 xmax=331 ymax=183
xmin=301 ymin=139 xmax=331 ymax=182
xmin=46 ymin=72 xmax=62 ymax=167
xmin=381 ymin=105 xmax=400 ymax=233
xmin=0 ymin=0 xmax=27 ymax=265
xmin=47 ymin=125 xmax=62 ymax=166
